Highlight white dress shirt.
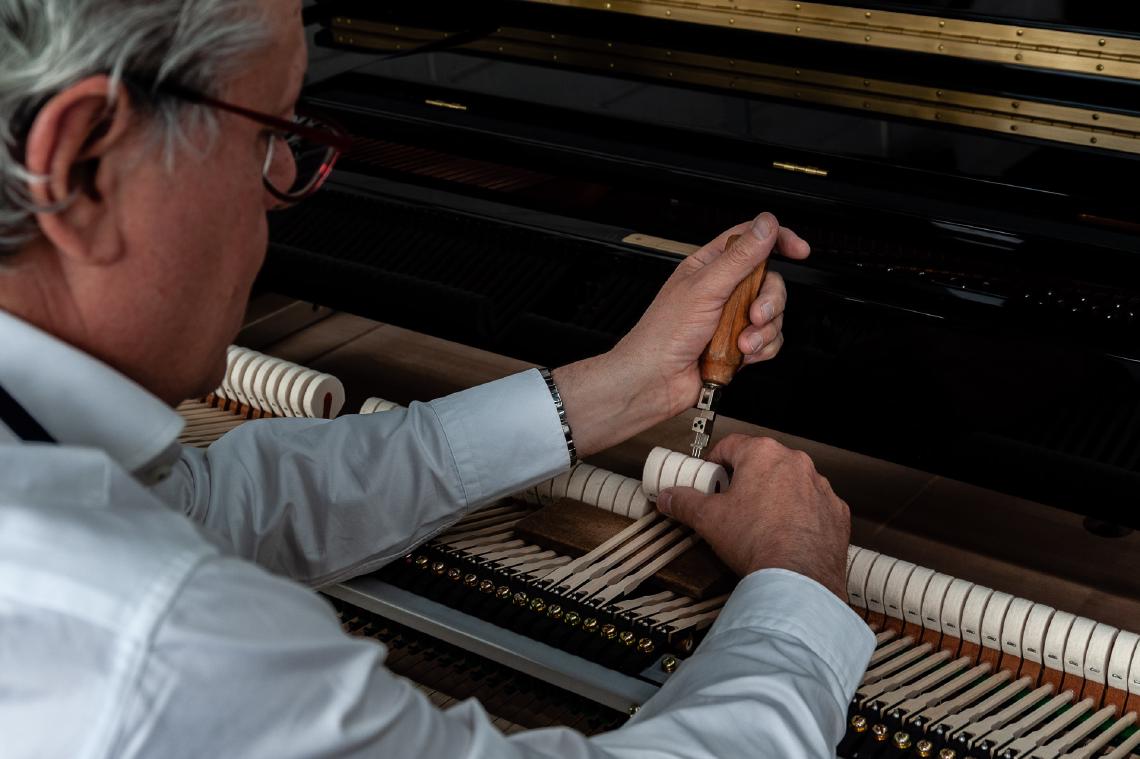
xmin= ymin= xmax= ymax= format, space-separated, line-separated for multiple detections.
xmin=0 ymin=309 xmax=876 ymax=759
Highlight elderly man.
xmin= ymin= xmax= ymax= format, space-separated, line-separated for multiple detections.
xmin=0 ymin=0 xmax=873 ymax=757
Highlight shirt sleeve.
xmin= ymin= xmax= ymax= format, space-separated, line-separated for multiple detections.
xmin=152 ymin=369 xmax=570 ymax=586
xmin=119 ymin=558 xmax=874 ymax=759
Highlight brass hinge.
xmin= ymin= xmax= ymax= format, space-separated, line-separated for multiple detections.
xmin=772 ymin=161 xmax=829 ymax=177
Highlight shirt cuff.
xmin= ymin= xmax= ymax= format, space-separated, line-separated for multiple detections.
xmin=429 ymin=369 xmax=570 ymax=507
xmin=704 ymin=568 xmax=875 ymax=703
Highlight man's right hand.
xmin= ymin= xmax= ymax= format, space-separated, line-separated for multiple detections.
xmin=656 ymin=434 xmax=851 ymax=600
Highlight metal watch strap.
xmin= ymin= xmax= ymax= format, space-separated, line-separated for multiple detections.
xmin=538 ymin=367 xmax=578 ymax=467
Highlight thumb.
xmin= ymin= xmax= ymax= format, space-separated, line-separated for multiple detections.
xmin=657 ymin=486 xmax=711 ymax=528
xmin=698 ymin=212 xmax=778 ymax=300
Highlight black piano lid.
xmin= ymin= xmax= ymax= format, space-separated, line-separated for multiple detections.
xmin=278 ymin=4 xmax=1140 ymax=526
xmin=815 ymin=1 xmax=1140 ymax=36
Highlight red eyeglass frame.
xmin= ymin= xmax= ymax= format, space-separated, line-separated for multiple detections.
xmin=153 ymin=81 xmax=354 ymax=204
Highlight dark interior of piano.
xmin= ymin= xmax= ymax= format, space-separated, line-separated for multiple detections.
xmin=184 ymin=1 xmax=1140 ymax=755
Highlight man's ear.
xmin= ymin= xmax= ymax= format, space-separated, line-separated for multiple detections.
xmin=24 ymin=75 xmax=137 ymax=265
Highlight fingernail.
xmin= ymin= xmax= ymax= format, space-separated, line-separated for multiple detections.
xmin=748 ymin=332 xmax=764 ymax=352
xmin=657 ymin=490 xmax=672 ymax=515
xmin=760 ymin=301 xmax=775 ymax=322
xmin=751 ymin=214 xmax=772 ymax=240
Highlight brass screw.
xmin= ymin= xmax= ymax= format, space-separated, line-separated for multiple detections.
xmin=865 ymin=11 xmax=871 ymax=18
xmin=414 ymin=556 xmax=429 ymax=569
xmin=582 ymin=617 xmax=599 ymax=633
xmin=1011 ymin=101 xmax=1020 ymax=108
xmin=619 ymin=631 xmax=636 ymax=646
xmin=513 ymin=591 xmax=529 ymax=607
xmin=1099 ymin=38 xmax=1107 ymax=46
xmin=1093 ymin=113 xmax=1101 ymax=120
xmin=1091 ymin=137 xmax=1098 ymax=144
xmin=795 ymin=26 xmax=801 ymax=32
xmin=938 ymin=750 xmax=957 ymax=759
xmin=916 ymin=739 xmax=934 ymax=757
xmin=464 ymin=573 xmax=477 ymax=587
xmin=1097 ymin=63 xmax=1105 ymax=71
xmin=530 ymin=597 xmax=546 ymax=613
xmin=1016 ymin=28 xmax=1024 ymax=36
xmin=893 ymin=731 xmax=912 ymax=749
xmin=637 ymin=637 xmax=655 ymax=654
xmin=939 ymin=19 xmax=945 ymax=27
xmin=547 ymin=604 xmax=563 ymax=620
xmin=447 ymin=567 xmax=461 ymax=581
xmin=564 ymin=611 xmax=581 ymax=627
xmin=661 ymin=655 xmax=678 ymax=673
xmin=864 ymin=34 xmax=871 ymax=42
xmin=496 ymin=586 xmax=511 ymax=600
xmin=938 ymin=44 xmax=945 ymax=51
xmin=871 ymin=724 xmax=889 ymax=742
xmin=1015 ymin=53 xmax=1023 ymax=61
xmin=850 ymin=715 xmax=868 ymax=733
xmin=479 ymin=579 xmax=495 ymax=594
xmin=628 ymin=704 xmax=640 ymax=716
xmin=600 ymin=623 xmax=618 ymax=639
xmin=431 ymin=561 xmax=446 ymax=575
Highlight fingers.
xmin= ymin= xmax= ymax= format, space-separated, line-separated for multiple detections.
xmin=704 ymin=432 xmax=763 ymax=471
xmin=739 ymin=312 xmax=783 ymax=356
xmin=693 ymin=213 xmax=780 ymax=300
xmin=656 ymin=485 xmax=713 ymax=529
xmin=686 ymin=220 xmax=755 ymax=267
xmin=776 ymin=226 xmax=811 ymax=260
xmin=742 ymin=332 xmax=784 ymax=364
xmin=750 ymin=271 xmax=786 ymax=326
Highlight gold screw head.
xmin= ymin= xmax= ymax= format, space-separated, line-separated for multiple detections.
xmin=938 ymin=750 xmax=957 ymax=759
xmin=619 ymin=631 xmax=636 ymax=646
xmin=582 ymin=617 xmax=599 ymax=633
xmin=529 ymin=597 xmax=546 ymax=613
xmin=564 ymin=611 xmax=581 ymax=627
xmin=478 ymin=579 xmax=495 ymax=593
xmin=496 ymin=586 xmax=511 ymax=600
xmin=893 ymin=731 xmax=912 ymax=749
xmin=1097 ymin=63 xmax=1105 ymax=71
xmin=871 ymin=724 xmax=889 ymax=742
xmin=916 ymin=739 xmax=934 ymax=757
xmin=1016 ymin=28 xmax=1024 ymax=36
xmin=447 ymin=567 xmax=461 ymax=581
xmin=414 ymin=556 xmax=429 ymax=569
xmin=864 ymin=34 xmax=871 ymax=41
xmin=850 ymin=715 xmax=868 ymax=733
xmin=1015 ymin=52 xmax=1023 ymax=61
xmin=865 ymin=11 xmax=871 ymax=17
xmin=637 ymin=637 xmax=655 ymax=654
xmin=547 ymin=604 xmax=563 ymax=620
xmin=661 ymin=655 xmax=678 ymax=673
xmin=1100 ymin=38 xmax=1107 ymax=46
xmin=464 ymin=573 xmax=477 ymax=587
xmin=600 ymin=623 xmax=617 ymax=639
xmin=512 ymin=591 xmax=529 ymax=607
xmin=431 ymin=561 xmax=446 ymax=575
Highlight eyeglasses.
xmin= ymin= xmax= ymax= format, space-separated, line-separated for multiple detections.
xmin=151 ymin=82 xmax=352 ymax=205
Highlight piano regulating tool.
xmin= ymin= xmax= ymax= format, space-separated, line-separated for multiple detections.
xmin=220 ymin=0 xmax=1140 ymax=752
xmin=689 ymin=232 xmax=770 ymax=458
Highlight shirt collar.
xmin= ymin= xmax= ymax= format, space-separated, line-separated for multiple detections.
xmin=0 ymin=309 xmax=184 ymax=482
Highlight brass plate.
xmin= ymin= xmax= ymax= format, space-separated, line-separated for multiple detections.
xmin=328 ymin=19 xmax=1140 ymax=155
xmin=521 ymin=0 xmax=1140 ymax=80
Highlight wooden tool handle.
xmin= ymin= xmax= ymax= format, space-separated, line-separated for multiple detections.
xmin=698 ymin=234 xmax=768 ymax=386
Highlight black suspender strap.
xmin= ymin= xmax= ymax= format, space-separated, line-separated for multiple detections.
xmin=0 ymin=382 xmax=56 ymax=443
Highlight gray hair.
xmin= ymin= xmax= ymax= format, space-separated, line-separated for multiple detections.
xmin=0 ymin=0 xmax=272 ymax=254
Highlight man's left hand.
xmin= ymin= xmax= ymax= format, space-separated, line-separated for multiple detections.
xmin=553 ymin=213 xmax=810 ymax=457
